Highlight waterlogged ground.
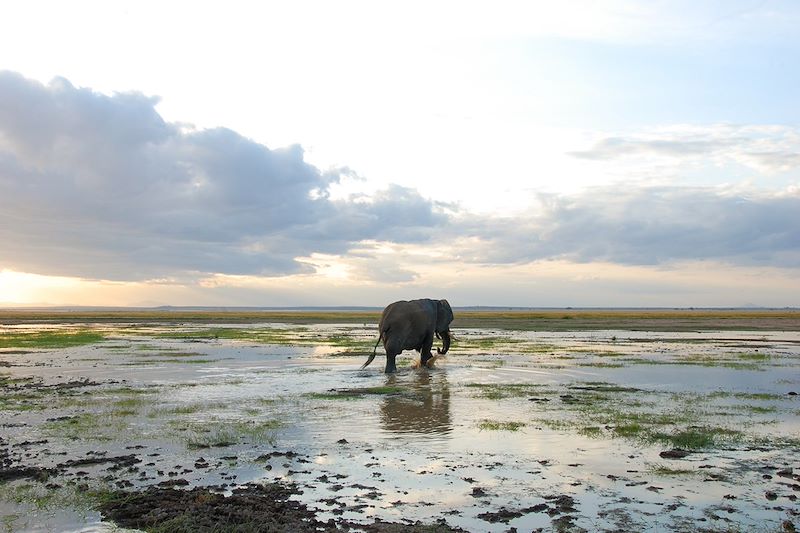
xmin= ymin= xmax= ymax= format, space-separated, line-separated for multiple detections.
xmin=1 ymin=316 xmax=799 ymax=532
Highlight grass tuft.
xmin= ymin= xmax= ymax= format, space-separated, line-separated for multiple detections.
xmin=478 ymin=419 xmax=526 ymax=431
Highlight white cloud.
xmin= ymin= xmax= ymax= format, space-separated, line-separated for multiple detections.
xmin=444 ymin=185 xmax=800 ymax=268
xmin=569 ymin=125 xmax=800 ymax=173
xmin=0 ymin=72 xmax=449 ymax=280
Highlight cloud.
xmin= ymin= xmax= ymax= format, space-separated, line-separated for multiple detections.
xmin=567 ymin=125 xmax=800 ymax=174
xmin=568 ymin=136 xmax=737 ymax=160
xmin=0 ymin=72 xmax=449 ymax=280
xmin=445 ymin=185 xmax=800 ymax=268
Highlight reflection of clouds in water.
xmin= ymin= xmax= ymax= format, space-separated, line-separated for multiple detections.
xmin=379 ymin=371 xmax=452 ymax=438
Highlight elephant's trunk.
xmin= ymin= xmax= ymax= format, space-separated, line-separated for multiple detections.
xmin=437 ymin=329 xmax=451 ymax=355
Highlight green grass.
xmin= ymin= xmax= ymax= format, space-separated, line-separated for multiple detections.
xmin=42 ymin=412 xmax=126 ymax=441
xmin=182 ymin=420 xmax=281 ymax=449
xmin=577 ymin=361 xmax=625 ymax=368
xmin=568 ymin=381 xmax=643 ymax=393
xmin=151 ymin=326 xmax=377 ymax=352
xmin=0 ymin=374 xmax=35 ymax=386
xmin=478 ymin=419 xmax=526 ymax=431
xmin=0 ymin=395 xmax=45 ymax=412
xmin=305 ymin=386 xmax=405 ymax=400
xmin=134 ymin=351 xmax=208 ymax=358
xmin=707 ymin=391 xmax=784 ymax=401
xmin=613 ymin=423 xmax=645 ymax=438
xmin=579 ymin=426 xmax=603 ymax=438
xmin=0 ymin=330 xmax=105 ymax=349
xmin=164 ymin=404 xmax=204 ymax=415
xmin=103 ymin=385 xmax=160 ymax=394
xmin=649 ymin=427 xmax=743 ymax=449
xmin=572 ymin=349 xmax=625 ymax=357
xmin=122 ymin=358 xmax=219 ymax=366
xmin=0 ymin=481 xmax=98 ymax=514
xmin=517 ymin=380 xmax=759 ymax=450
xmin=647 ymin=464 xmax=696 ymax=477
xmin=733 ymin=404 xmax=778 ymax=414
xmin=465 ymin=382 xmax=551 ymax=400
xmin=736 ymin=352 xmax=771 ymax=361
xmin=456 ymin=336 xmax=556 ymax=354
xmin=107 ymin=396 xmax=153 ymax=416
xmin=147 ymin=401 xmax=232 ymax=418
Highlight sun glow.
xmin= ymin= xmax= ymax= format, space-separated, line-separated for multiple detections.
xmin=0 ymin=270 xmax=82 ymax=305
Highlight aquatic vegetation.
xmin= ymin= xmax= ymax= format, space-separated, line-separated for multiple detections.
xmin=478 ymin=419 xmax=526 ymax=431
xmin=182 ymin=420 xmax=281 ymax=449
xmin=579 ymin=426 xmax=603 ymax=438
xmin=108 ymin=396 xmax=152 ymax=417
xmin=707 ymin=391 xmax=785 ymax=401
xmin=0 ymin=330 xmax=105 ymax=349
xmin=736 ymin=352 xmax=771 ymax=361
xmin=456 ymin=335 xmax=557 ymax=355
xmin=0 ymin=390 xmax=45 ymax=412
xmin=577 ymin=361 xmax=625 ymax=368
xmin=647 ymin=464 xmax=697 ymax=477
xmin=649 ymin=427 xmax=744 ymax=449
xmin=0 ymin=374 xmax=36 ymax=387
xmin=122 ymin=358 xmax=220 ymax=366
xmin=102 ymin=385 xmax=160 ymax=396
xmin=133 ymin=351 xmax=208 ymax=358
xmin=42 ymin=412 xmax=127 ymax=441
xmin=0 ymin=481 xmax=98 ymax=516
xmin=465 ymin=382 xmax=552 ymax=400
xmin=305 ymin=386 xmax=405 ymax=400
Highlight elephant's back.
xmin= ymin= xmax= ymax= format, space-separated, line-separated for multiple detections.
xmin=379 ymin=301 xmax=404 ymax=330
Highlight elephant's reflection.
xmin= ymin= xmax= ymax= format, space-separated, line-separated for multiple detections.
xmin=379 ymin=371 xmax=452 ymax=436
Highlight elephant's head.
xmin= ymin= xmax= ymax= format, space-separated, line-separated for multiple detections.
xmin=435 ymin=299 xmax=454 ymax=355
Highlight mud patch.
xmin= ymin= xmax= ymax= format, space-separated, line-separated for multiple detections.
xmin=98 ymin=483 xmax=319 ymax=531
xmin=98 ymin=483 xmax=465 ymax=532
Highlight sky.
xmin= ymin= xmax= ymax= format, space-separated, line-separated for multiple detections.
xmin=0 ymin=0 xmax=798 ymax=308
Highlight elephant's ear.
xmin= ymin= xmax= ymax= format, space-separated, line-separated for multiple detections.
xmin=436 ymin=299 xmax=453 ymax=332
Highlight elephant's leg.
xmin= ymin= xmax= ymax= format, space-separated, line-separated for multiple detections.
xmin=384 ymin=338 xmax=401 ymax=373
xmin=385 ymin=350 xmax=399 ymax=373
xmin=420 ymin=331 xmax=435 ymax=367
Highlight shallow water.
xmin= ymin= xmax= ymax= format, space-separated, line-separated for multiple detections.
xmin=1 ymin=322 xmax=798 ymax=531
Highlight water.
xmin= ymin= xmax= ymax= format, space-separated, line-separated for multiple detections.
xmin=1 ymin=322 xmax=798 ymax=531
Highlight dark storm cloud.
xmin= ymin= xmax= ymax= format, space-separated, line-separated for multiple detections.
xmin=0 ymin=71 xmax=447 ymax=280
xmin=454 ymin=186 xmax=800 ymax=268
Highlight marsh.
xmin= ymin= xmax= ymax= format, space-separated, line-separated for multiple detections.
xmin=1 ymin=310 xmax=798 ymax=532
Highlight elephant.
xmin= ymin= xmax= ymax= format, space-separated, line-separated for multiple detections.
xmin=361 ymin=298 xmax=454 ymax=373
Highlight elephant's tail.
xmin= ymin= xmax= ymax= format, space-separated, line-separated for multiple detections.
xmin=361 ymin=329 xmax=385 ymax=369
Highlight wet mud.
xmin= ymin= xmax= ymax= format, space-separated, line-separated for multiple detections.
xmin=97 ymin=483 xmax=465 ymax=532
